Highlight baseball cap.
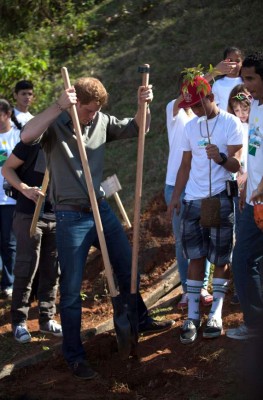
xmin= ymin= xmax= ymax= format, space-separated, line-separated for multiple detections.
xmin=178 ymin=76 xmax=211 ymax=108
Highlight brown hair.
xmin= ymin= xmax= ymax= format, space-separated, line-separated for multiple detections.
xmin=227 ymin=83 xmax=251 ymax=115
xmin=74 ymin=77 xmax=108 ymax=106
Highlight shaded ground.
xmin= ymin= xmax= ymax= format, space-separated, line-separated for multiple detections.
xmin=0 ymin=191 xmax=260 ymax=400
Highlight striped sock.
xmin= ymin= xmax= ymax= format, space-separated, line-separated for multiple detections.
xmin=209 ymin=278 xmax=229 ymax=321
xmin=187 ymin=280 xmax=203 ymax=320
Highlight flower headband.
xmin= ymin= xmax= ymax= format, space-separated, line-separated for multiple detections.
xmin=232 ymin=92 xmax=252 ymax=102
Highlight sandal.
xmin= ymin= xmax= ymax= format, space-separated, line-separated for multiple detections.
xmin=177 ymin=293 xmax=188 ymax=310
xmin=200 ymin=289 xmax=213 ymax=306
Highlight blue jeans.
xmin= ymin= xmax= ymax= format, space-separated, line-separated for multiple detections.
xmin=55 ymin=200 xmax=148 ymax=364
xmin=164 ymin=185 xmax=210 ymax=291
xmin=232 ymin=203 xmax=263 ymax=329
xmin=0 ymin=205 xmax=16 ymax=290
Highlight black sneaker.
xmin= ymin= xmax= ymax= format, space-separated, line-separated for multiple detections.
xmin=180 ymin=319 xmax=201 ymax=344
xmin=138 ymin=318 xmax=175 ymax=335
xmin=70 ymin=360 xmax=98 ymax=380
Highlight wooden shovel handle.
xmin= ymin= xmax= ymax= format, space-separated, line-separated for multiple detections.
xmin=30 ymin=169 xmax=50 ymax=237
xmin=113 ymin=192 xmax=132 ymax=228
xmin=131 ymin=64 xmax=150 ymax=293
xmin=61 ymin=67 xmax=118 ymax=297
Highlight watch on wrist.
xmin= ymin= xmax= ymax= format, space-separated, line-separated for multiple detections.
xmin=218 ymin=152 xmax=228 ymax=165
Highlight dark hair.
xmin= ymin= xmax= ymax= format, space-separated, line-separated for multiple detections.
xmin=215 ymin=46 xmax=244 ymax=81
xmin=0 ymin=98 xmax=12 ymax=114
xmin=0 ymin=98 xmax=22 ymax=130
xmin=14 ymin=80 xmax=34 ymax=93
xmin=242 ymin=51 xmax=263 ymax=80
xmin=223 ymin=46 xmax=244 ymax=60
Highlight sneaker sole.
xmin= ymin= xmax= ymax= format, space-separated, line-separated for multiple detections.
xmin=73 ymin=371 xmax=98 ymax=380
xmin=40 ymin=329 xmax=63 ymax=337
xmin=180 ymin=331 xmax=198 ymax=344
xmin=139 ymin=321 xmax=175 ymax=336
xmin=226 ymin=333 xmax=255 ymax=340
xmin=203 ymin=330 xmax=222 ymax=339
xmin=14 ymin=336 xmax=31 ymax=344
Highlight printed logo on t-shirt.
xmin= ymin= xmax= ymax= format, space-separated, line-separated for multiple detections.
xmin=248 ymin=122 xmax=263 ymax=156
xmin=197 ymin=139 xmax=209 ymax=148
xmin=0 ymin=148 xmax=8 ymax=167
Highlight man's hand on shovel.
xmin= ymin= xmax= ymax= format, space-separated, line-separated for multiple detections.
xmin=134 ymin=82 xmax=153 ymax=131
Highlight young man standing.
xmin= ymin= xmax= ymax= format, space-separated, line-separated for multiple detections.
xmin=13 ymin=80 xmax=34 ymax=126
xmin=21 ymin=77 xmax=174 ymax=379
xmin=168 ymin=76 xmax=243 ymax=344
xmin=226 ymin=51 xmax=263 ymax=340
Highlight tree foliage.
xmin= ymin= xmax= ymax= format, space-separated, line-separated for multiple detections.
xmin=0 ymin=0 xmax=103 ymax=110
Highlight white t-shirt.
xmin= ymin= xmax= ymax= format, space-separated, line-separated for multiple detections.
xmin=165 ymin=100 xmax=195 ymax=185
xmin=14 ymin=108 xmax=34 ymax=127
xmin=232 ymin=122 xmax=248 ymax=180
xmin=240 ymin=122 xmax=249 ymax=173
xmin=246 ymin=100 xmax=263 ymax=204
xmin=0 ymin=127 xmax=21 ymax=205
xmin=181 ymin=110 xmax=243 ymax=200
xmin=212 ymin=76 xmax=243 ymax=111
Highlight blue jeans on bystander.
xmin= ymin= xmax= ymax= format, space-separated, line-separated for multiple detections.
xmin=232 ymin=203 xmax=263 ymax=329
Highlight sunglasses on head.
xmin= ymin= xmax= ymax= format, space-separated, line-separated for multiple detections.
xmin=232 ymin=92 xmax=252 ymax=102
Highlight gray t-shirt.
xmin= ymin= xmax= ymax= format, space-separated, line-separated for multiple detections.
xmin=40 ymin=110 xmax=138 ymax=206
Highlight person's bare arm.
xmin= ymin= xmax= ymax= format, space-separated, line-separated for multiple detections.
xmin=2 ymin=154 xmax=44 ymax=203
xmin=167 ymin=151 xmax=192 ymax=218
xmin=172 ymin=95 xmax=184 ymax=117
xmin=205 ymin=144 xmax=242 ymax=173
xmin=204 ymin=60 xmax=238 ymax=82
xmin=21 ymin=87 xmax=77 ymax=144
xmin=250 ymin=176 xmax=263 ymax=203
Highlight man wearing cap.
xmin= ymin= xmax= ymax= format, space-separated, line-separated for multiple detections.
xmin=168 ymin=75 xmax=243 ymax=344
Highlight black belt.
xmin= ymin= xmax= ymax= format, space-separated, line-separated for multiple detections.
xmin=54 ymin=204 xmax=92 ymax=213
xmin=54 ymin=197 xmax=105 ymax=214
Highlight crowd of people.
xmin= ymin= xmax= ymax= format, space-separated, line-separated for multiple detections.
xmin=166 ymin=49 xmax=263 ymax=345
xmin=0 ymin=48 xmax=262 ymax=381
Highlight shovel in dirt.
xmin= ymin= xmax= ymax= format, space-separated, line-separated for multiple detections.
xmin=61 ymin=67 xmax=132 ymax=359
xmin=127 ymin=64 xmax=150 ymax=357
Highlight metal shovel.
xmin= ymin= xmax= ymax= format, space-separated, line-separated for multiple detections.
xmin=101 ymin=174 xmax=132 ymax=228
xmin=61 ymin=67 xmax=132 ymax=359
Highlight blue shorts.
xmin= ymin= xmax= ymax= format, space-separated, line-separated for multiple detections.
xmin=181 ymin=191 xmax=234 ymax=265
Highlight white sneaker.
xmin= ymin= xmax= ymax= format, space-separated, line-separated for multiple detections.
xmin=226 ymin=324 xmax=257 ymax=340
xmin=3 ymin=287 xmax=13 ymax=299
xmin=40 ymin=320 xmax=63 ymax=337
xmin=203 ymin=317 xmax=223 ymax=338
xmin=13 ymin=324 xmax=32 ymax=343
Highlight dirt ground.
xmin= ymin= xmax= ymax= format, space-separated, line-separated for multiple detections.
xmin=0 ymin=191 xmax=261 ymax=400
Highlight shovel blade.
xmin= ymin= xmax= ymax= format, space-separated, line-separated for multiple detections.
xmin=112 ymin=295 xmax=132 ymax=360
xmin=127 ymin=293 xmax=139 ymax=356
